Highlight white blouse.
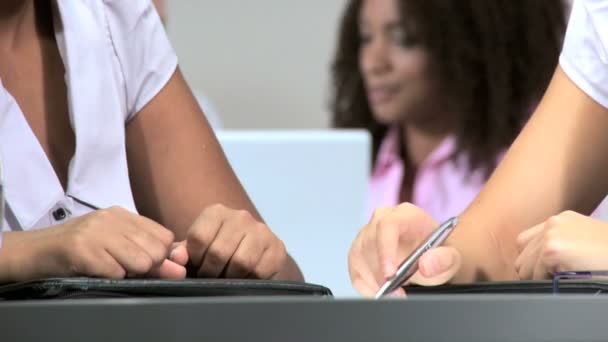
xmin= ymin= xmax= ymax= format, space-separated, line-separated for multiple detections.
xmin=559 ymin=0 xmax=608 ymax=219
xmin=560 ymin=0 xmax=608 ymax=109
xmin=0 ymin=0 xmax=177 ymax=230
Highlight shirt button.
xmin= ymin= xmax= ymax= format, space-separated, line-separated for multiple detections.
xmin=52 ymin=207 xmax=67 ymax=221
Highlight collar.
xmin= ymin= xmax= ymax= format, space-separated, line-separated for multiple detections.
xmin=373 ymin=126 xmax=457 ymax=177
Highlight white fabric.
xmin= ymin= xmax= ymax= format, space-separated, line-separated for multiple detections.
xmin=0 ymin=0 xmax=178 ymax=230
xmin=560 ymin=0 xmax=608 ymax=108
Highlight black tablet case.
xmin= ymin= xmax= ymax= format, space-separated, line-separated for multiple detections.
xmin=404 ymin=280 xmax=608 ymax=295
xmin=0 ymin=278 xmax=333 ymax=300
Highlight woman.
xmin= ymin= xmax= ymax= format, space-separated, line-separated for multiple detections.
xmin=348 ymin=0 xmax=608 ymax=297
xmin=0 ymin=0 xmax=302 ymax=282
xmin=330 ymin=0 xmax=568 ymax=222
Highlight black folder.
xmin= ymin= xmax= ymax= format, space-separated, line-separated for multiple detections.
xmin=404 ymin=280 xmax=608 ymax=295
xmin=0 ymin=277 xmax=332 ymax=300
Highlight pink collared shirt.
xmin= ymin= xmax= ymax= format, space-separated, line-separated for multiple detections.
xmin=368 ymin=127 xmax=608 ymax=221
xmin=367 ymin=128 xmax=502 ymax=222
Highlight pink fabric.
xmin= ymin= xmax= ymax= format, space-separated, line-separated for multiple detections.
xmin=367 ymin=127 xmax=502 ymax=222
xmin=368 ymin=127 xmax=608 ymax=222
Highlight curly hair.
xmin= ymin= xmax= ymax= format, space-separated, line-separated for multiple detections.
xmin=331 ymin=0 xmax=568 ymax=177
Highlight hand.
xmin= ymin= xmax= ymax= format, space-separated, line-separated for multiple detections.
xmin=183 ymin=204 xmax=287 ymax=279
xmin=515 ymin=211 xmax=608 ymax=280
xmin=348 ymin=203 xmax=462 ymax=297
xmin=4 ymin=206 xmax=187 ymax=281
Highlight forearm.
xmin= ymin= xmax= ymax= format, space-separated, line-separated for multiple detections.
xmin=449 ymin=67 xmax=608 ymax=282
xmin=126 ymin=69 xmax=305 ymax=279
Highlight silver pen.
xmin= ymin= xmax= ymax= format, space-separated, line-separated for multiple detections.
xmin=375 ymin=216 xmax=459 ymax=299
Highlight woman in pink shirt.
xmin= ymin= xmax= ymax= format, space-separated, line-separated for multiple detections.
xmin=330 ymin=0 xmax=568 ymax=222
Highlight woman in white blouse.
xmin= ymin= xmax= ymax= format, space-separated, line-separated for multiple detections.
xmin=349 ymin=0 xmax=608 ymax=296
xmin=0 ymin=0 xmax=303 ymax=282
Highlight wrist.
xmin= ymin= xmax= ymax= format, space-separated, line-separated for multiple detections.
xmin=0 ymin=229 xmax=66 ymax=283
xmin=0 ymin=231 xmax=27 ymax=282
xmin=447 ymin=217 xmax=518 ymax=283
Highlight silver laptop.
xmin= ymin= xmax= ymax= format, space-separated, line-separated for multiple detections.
xmin=216 ymin=129 xmax=370 ymax=297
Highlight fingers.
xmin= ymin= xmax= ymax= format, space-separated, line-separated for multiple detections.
xmin=186 ymin=206 xmax=223 ymax=267
xmin=186 ymin=205 xmax=287 ymax=280
xmin=515 ymin=233 xmax=543 ymax=280
xmin=94 ymin=207 xmax=176 ymax=276
xmin=391 ymin=288 xmax=406 ymax=298
xmin=374 ymin=209 xmax=400 ymax=279
xmin=412 ymin=246 xmax=461 ymax=286
xmin=516 ymin=217 xmax=563 ymax=280
xmin=80 ymin=248 xmax=127 ymax=279
xmin=223 ymin=234 xmax=264 ymax=279
xmin=147 ymin=259 xmax=187 ymax=279
xmin=198 ymin=226 xmax=246 ymax=278
xmin=349 ymin=242 xmax=380 ymax=296
xmin=105 ymin=235 xmax=156 ymax=276
xmin=376 ymin=204 xmax=437 ymax=279
xmin=108 ymin=207 xmax=177 ymax=276
xmin=253 ymin=240 xmax=287 ymax=279
xmin=122 ymin=227 xmax=170 ymax=268
xmin=169 ymin=241 xmax=189 ymax=266
xmin=531 ymin=254 xmax=551 ymax=280
xmin=516 ymin=222 xmax=545 ymax=253
xmin=95 ymin=208 xmax=176 ymax=277
xmin=352 ymin=277 xmax=378 ymax=298
xmin=108 ymin=206 xmax=175 ymax=248
xmin=348 ymin=204 xmax=441 ymax=295
xmin=360 ymin=227 xmax=383 ymax=286
xmin=51 ymin=207 xmax=183 ymax=279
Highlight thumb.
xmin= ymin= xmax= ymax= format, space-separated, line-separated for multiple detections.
xmin=169 ymin=240 xmax=189 ymax=266
xmin=411 ymin=246 xmax=461 ymax=286
xmin=148 ymin=259 xmax=187 ymax=279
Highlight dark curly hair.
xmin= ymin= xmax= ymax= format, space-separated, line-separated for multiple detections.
xmin=331 ymin=0 xmax=568 ymax=177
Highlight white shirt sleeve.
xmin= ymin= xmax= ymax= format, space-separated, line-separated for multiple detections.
xmin=102 ymin=0 xmax=178 ymax=121
xmin=560 ymin=0 xmax=608 ymax=109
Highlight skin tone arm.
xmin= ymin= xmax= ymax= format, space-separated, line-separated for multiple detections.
xmin=0 ymin=1 xmax=301 ymax=282
xmin=0 ymin=1 xmax=187 ymax=282
xmin=349 ymin=66 xmax=608 ymax=295
xmin=450 ymin=65 xmax=608 ymax=282
xmin=126 ymin=68 xmax=304 ymax=281
xmin=0 ymin=69 xmax=302 ymax=283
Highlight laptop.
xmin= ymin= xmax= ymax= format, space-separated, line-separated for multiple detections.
xmin=216 ymin=130 xmax=370 ymax=297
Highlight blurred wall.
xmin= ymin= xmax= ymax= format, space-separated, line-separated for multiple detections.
xmin=166 ymin=1 xmax=347 ymax=129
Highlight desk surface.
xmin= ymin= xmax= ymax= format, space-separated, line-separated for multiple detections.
xmin=0 ymin=295 xmax=606 ymax=342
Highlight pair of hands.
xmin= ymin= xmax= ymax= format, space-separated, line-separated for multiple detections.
xmin=15 ymin=204 xmax=286 ymax=281
xmin=348 ymin=203 xmax=608 ymax=297
xmin=515 ymin=210 xmax=608 ymax=279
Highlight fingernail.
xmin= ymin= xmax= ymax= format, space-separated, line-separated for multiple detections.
xmin=421 ymin=256 xmax=440 ymax=276
xmin=382 ymin=260 xmax=395 ymax=278
xmin=169 ymin=249 xmax=177 ymax=261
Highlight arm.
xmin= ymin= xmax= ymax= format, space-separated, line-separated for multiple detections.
xmin=349 ymin=66 xmax=608 ymax=297
xmin=450 ymin=66 xmax=608 ymax=282
xmin=125 ymin=68 xmax=303 ymax=281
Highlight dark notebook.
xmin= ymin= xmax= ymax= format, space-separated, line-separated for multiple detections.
xmin=404 ymin=280 xmax=608 ymax=295
xmin=0 ymin=277 xmax=333 ymax=300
